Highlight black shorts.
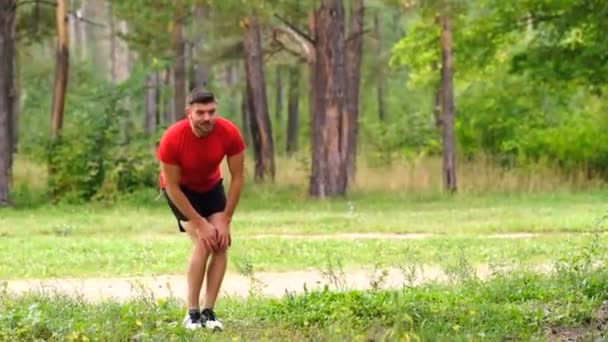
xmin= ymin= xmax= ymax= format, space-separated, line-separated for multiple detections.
xmin=163 ymin=180 xmax=227 ymax=232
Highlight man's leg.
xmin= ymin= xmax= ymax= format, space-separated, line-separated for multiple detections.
xmin=203 ymin=213 xmax=229 ymax=310
xmin=182 ymin=221 xmax=211 ymax=311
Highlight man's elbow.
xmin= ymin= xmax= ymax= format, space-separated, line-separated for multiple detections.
xmin=165 ymin=181 xmax=181 ymax=193
xmin=232 ymin=171 xmax=245 ymax=183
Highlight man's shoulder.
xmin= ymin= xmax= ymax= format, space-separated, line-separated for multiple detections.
xmin=162 ymin=119 xmax=189 ymax=139
xmin=216 ymin=117 xmax=241 ymax=133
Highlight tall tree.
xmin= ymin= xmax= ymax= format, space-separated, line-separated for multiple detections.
xmin=240 ymin=87 xmax=251 ymax=147
xmin=374 ymin=12 xmax=387 ymax=121
xmin=309 ymin=0 xmax=347 ymax=197
xmin=275 ymin=66 xmax=284 ymax=122
xmin=172 ymin=2 xmax=186 ymax=122
xmin=0 ymin=0 xmax=16 ymax=206
xmin=144 ymin=71 xmax=160 ymax=135
xmin=190 ymin=3 xmax=210 ymax=89
xmin=49 ymin=0 xmax=70 ymax=201
xmin=51 ymin=0 xmax=69 ymax=142
xmin=50 ymin=0 xmax=70 ymax=166
xmin=440 ymin=9 xmax=456 ymax=193
xmin=343 ymin=0 xmax=364 ymax=184
xmin=107 ymin=1 xmax=117 ymax=83
xmin=286 ymin=64 xmax=300 ymax=155
xmin=243 ymin=16 xmax=275 ymax=182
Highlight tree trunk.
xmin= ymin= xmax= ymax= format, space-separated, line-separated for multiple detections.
xmin=441 ymin=13 xmax=456 ymax=193
xmin=275 ymin=66 xmax=284 ymax=122
xmin=310 ymin=0 xmax=347 ymax=197
xmin=172 ymin=4 xmax=186 ymax=122
xmin=240 ymin=86 xmax=251 ymax=146
xmin=12 ymin=43 xmax=20 ymax=154
xmin=162 ymin=67 xmax=174 ymax=125
xmin=243 ymin=16 xmax=275 ymax=182
xmin=433 ymin=75 xmax=442 ymax=128
xmin=344 ymin=0 xmax=364 ymax=184
xmin=286 ymin=64 xmax=300 ymax=155
xmin=83 ymin=0 xmax=100 ymax=70
xmin=70 ymin=0 xmax=83 ymax=59
xmin=308 ymin=10 xmax=327 ymax=196
xmin=0 ymin=0 xmax=16 ymax=206
xmin=107 ymin=1 xmax=116 ymax=83
xmin=50 ymin=0 xmax=70 ymax=201
xmin=190 ymin=3 xmax=209 ymax=89
xmin=374 ymin=13 xmax=387 ymax=121
xmin=51 ymin=0 xmax=69 ymax=140
xmin=144 ymin=72 xmax=159 ymax=135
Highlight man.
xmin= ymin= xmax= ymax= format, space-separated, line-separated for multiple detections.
xmin=157 ymin=88 xmax=246 ymax=331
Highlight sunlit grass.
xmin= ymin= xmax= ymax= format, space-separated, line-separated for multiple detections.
xmin=1 ymin=232 xmax=605 ymax=279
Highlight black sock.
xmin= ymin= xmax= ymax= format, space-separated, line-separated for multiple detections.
xmin=189 ymin=308 xmax=201 ymax=321
xmin=201 ymin=308 xmax=216 ymax=320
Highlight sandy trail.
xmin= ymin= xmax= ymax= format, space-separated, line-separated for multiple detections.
xmin=3 ymin=263 xmax=552 ymax=302
xmin=2 ymin=231 xmax=567 ymax=302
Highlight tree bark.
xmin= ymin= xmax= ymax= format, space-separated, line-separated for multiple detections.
xmin=0 ymin=0 xmax=16 ymax=206
xmin=310 ymin=0 xmax=347 ymax=197
xmin=172 ymin=3 xmax=186 ymax=122
xmin=144 ymin=71 xmax=159 ymax=135
xmin=162 ymin=67 xmax=174 ymax=125
xmin=441 ymin=13 xmax=457 ymax=193
xmin=49 ymin=0 xmax=70 ymax=201
xmin=51 ymin=0 xmax=69 ymax=141
xmin=344 ymin=0 xmax=364 ymax=184
xmin=374 ymin=13 xmax=387 ymax=121
xmin=107 ymin=1 xmax=116 ymax=83
xmin=190 ymin=3 xmax=209 ymax=89
xmin=243 ymin=16 xmax=275 ymax=182
xmin=11 ymin=41 xmax=19 ymax=154
xmin=240 ymin=86 xmax=251 ymax=147
xmin=275 ymin=66 xmax=284 ymax=122
xmin=286 ymin=64 xmax=300 ymax=155
xmin=308 ymin=9 xmax=327 ymax=196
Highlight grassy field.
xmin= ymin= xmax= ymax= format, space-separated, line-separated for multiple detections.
xmin=3 ymin=253 xmax=608 ymax=340
xmin=3 ymin=156 xmax=608 ymax=339
xmin=1 ymin=187 xmax=607 ymax=278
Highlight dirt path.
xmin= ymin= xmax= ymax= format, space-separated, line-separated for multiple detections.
xmin=2 ymin=232 xmax=565 ymax=302
xmin=3 ymin=264 xmax=552 ymax=302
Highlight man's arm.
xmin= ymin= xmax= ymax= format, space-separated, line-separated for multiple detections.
xmin=224 ymin=152 xmax=245 ymax=221
xmin=161 ymin=162 xmax=204 ymax=222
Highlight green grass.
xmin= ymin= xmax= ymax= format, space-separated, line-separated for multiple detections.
xmin=2 ymin=249 xmax=608 ymax=341
xmin=2 ymin=188 xmax=607 ymax=237
xmin=1 ymin=224 xmax=607 ymax=279
xmin=4 ymin=163 xmax=608 ymax=339
xmin=1 ymin=188 xmax=607 ymax=278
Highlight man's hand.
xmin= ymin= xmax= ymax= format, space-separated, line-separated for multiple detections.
xmin=214 ymin=213 xmax=231 ymax=250
xmin=191 ymin=217 xmax=217 ymax=250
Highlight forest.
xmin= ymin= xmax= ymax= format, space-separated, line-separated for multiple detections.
xmin=2 ymin=1 xmax=608 ymax=340
xmin=1 ymin=0 xmax=606 ymax=205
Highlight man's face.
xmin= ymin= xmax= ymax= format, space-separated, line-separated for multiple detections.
xmin=187 ymin=102 xmax=217 ymax=136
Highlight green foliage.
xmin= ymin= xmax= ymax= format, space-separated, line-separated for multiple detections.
xmin=508 ymin=0 xmax=608 ymax=87
xmin=18 ymin=57 xmax=159 ymax=203
xmin=15 ymin=2 xmax=56 ymax=46
xmin=390 ymin=0 xmax=608 ymax=178
xmin=361 ymin=109 xmax=440 ymax=165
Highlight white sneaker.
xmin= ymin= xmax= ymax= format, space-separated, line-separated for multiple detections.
xmin=182 ymin=313 xmax=201 ymax=330
xmin=201 ymin=308 xmax=224 ymax=331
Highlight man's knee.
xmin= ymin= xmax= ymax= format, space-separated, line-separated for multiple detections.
xmin=212 ymin=246 xmax=229 ymax=256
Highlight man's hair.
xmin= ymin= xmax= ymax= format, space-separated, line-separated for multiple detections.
xmin=187 ymin=88 xmax=216 ymax=105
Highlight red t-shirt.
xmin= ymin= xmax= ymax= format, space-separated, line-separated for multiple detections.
xmin=157 ymin=117 xmax=245 ymax=193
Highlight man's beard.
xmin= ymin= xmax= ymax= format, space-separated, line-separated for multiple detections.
xmin=195 ymin=122 xmax=214 ymax=135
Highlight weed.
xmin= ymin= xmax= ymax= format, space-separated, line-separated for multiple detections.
xmin=319 ymin=254 xmax=347 ymax=291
